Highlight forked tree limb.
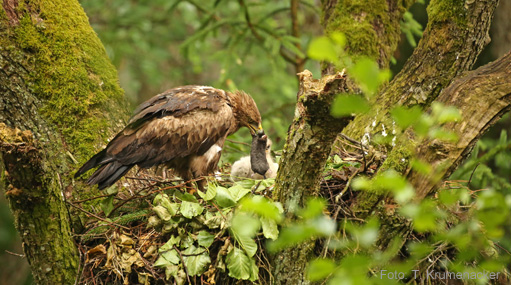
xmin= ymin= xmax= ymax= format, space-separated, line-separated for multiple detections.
xmin=411 ymin=51 xmax=511 ymax=199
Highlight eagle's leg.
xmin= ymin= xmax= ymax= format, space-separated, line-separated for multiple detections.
xmin=195 ymin=177 xmax=207 ymax=193
xmin=181 ymin=172 xmax=198 ymax=194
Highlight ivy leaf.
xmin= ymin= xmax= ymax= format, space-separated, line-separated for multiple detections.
xmin=154 ymin=249 xmax=180 ymax=267
xmin=260 ymin=217 xmax=279 ymax=240
xmin=159 ymin=235 xmax=181 ymax=252
xmin=182 ymin=245 xmax=211 ymax=276
xmin=226 ymin=247 xmax=254 ymax=280
xmin=239 ymin=195 xmax=283 ymax=222
xmin=228 ymin=184 xmax=251 ymax=202
xmin=215 ymin=186 xmax=236 ymax=208
xmin=175 ymin=191 xmax=198 ymax=203
xmin=197 ymin=231 xmax=215 ymax=248
xmin=204 ymin=212 xmax=224 ymax=229
xmin=180 ymin=201 xmax=204 ymax=219
xmin=230 ymin=228 xmax=258 ymax=257
xmin=153 ymin=205 xmax=171 ymax=221
xmin=203 ymin=183 xmax=218 ymax=201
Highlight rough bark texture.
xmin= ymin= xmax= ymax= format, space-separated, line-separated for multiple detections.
xmin=0 ymin=0 xmax=128 ymax=283
xmin=344 ymin=0 xmax=498 ymax=144
xmin=349 ymin=0 xmax=500 ymax=217
xmin=270 ymin=1 xmax=413 ymax=283
xmin=272 ymin=70 xmax=354 ymax=284
xmin=321 ymin=0 xmax=414 ymax=71
xmin=410 ymin=51 xmax=511 ymax=199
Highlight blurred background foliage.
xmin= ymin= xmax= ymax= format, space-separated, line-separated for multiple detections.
xmin=81 ymin=0 xmax=324 ymax=162
xmin=1 ymin=0 xmax=510 ymax=283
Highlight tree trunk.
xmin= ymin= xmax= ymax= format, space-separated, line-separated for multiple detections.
xmin=271 ymin=0 xmax=508 ymax=282
xmin=271 ymin=1 xmax=413 ymax=283
xmin=0 ymin=0 xmax=128 ymax=283
xmin=349 ymin=0 xmax=499 ymax=219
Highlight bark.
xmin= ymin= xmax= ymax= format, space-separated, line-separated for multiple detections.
xmin=271 ymin=1 xmax=413 ymax=282
xmin=0 ymin=0 xmax=127 ymax=283
xmin=349 ymin=0 xmax=499 ymax=217
xmin=271 ymin=0 xmax=507 ymax=283
xmin=344 ymin=0 xmax=498 ymax=143
xmin=410 ymin=51 xmax=511 ymax=199
xmin=271 ymin=71 xmax=353 ymax=283
xmin=321 ymin=0 xmax=415 ymax=71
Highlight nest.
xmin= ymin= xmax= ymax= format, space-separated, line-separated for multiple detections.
xmin=74 ymin=168 xmax=274 ymax=285
xmin=72 ymin=137 xmax=506 ymax=284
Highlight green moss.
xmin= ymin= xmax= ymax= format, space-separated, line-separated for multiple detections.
xmin=323 ymin=1 xmax=380 ymax=62
xmin=427 ymin=0 xmax=467 ymax=27
xmin=13 ymin=0 xmax=128 ymax=161
xmin=379 ymin=139 xmax=415 ymax=173
xmin=322 ymin=0 xmax=411 ymax=68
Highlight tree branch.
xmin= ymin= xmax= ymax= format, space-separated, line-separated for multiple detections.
xmin=344 ymin=0 xmax=498 ymax=141
xmin=411 ymin=51 xmax=511 ymax=199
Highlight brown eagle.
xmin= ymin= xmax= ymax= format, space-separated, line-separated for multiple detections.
xmin=75 ymin=85 xmax=263 ymax=190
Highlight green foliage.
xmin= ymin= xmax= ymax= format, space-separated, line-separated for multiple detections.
xmin=450 ymin=122 xmax=511 ymax=194
xmin=331 ymin=95 xmax=370 ymax=117
xmin=307 ymin=33 xmax=391 ymax=116
xmin=400 ymin=11 xmax=423 ymax=47
xmin=81 ymin=0 xmax=321 ymax=154
xmin=149 ymin=179 xmax=282 ymax=282
xmin=390 ymin=102 xmax=461 ymax=142
xmin=353 ymin=170 xmax=415 ymax=204
xmin=77 ymin=2 xmax=510 ymax=284
xmin=266 ymin=199 xmax=336 ymax=252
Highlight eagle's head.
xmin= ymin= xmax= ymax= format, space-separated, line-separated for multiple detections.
xmin=231 ymin=90 xmax=262 ymax=135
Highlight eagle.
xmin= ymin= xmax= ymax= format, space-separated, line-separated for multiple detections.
xmin=75 ymin=85 xmax=263 ymax=190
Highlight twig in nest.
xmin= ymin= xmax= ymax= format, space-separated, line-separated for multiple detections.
xmin=211 ymin=202 xmax=227 ymax=220
xmin=125 ymin=176 xmax=162 ymax=183
xmin=67 ymin=201 xmax=130 ymax=230
xmin=226 ymin=138 xmax=251 ymax=147
xmin=335 ymin=169 xmax=359 ymax=203
xmin=252 ymin=180 xmax=262 ymax=194
xmin=340 ymin=134 xmax=369 ymax=151
xmin=73 ymin=193 xmax=115 ymax=204
xmin=174 ymin=245 xmax=192 ymax=284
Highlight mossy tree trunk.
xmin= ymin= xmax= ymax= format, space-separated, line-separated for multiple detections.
xmin=272 ymin=0 xmax=508 ymax=283
xmin=0 ymin=0 xmax=128 ymax=283
xmin=271 ymin=1 xmax=414 ymax=283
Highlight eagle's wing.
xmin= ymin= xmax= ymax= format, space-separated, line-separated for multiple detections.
xmin=128 ymin=85 xmax=227 ymax=127
xmin=108 ymin=105 xmax=233 ymax=168
xmin=75 ymin=86 xmax=234 ymax=189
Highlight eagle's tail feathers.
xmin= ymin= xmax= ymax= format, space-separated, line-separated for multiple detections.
xmin=74 ymin=149 xmax=111 ymax=178
xmin=87 ymin=161 xmax=133 ymax=190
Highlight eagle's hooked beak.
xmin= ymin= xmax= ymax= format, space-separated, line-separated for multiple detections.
xmin=248 ymin=122 xmax=263 ymax=135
